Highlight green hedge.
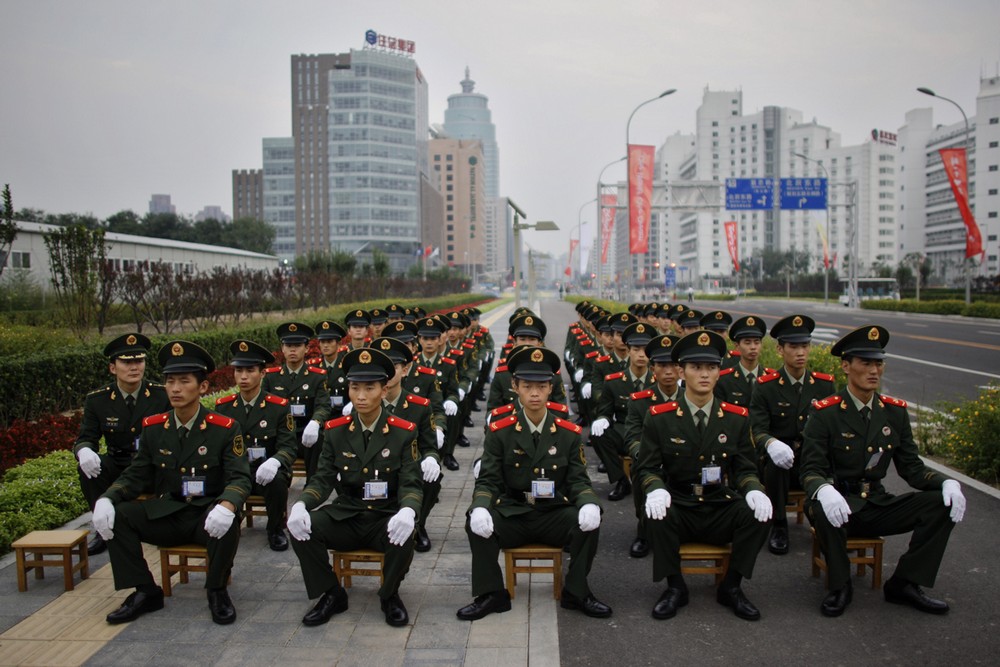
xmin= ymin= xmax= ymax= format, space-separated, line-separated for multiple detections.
xmin=861 ymin=299 xmax=1000 ymax=318
xmin=924 ymin=386 xmax=1000 ymax=484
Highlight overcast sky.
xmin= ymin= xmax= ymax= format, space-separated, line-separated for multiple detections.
xmin=3 ymin=0 xmax=999 ymax=265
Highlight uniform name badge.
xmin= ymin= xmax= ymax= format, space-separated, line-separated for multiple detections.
xmin=701 ymin=465 xmax=722 ymax=486
xmin=531 ymin=472 xmax=556 ymax=499
xmin=181 ymin=476 xmax=206 ymax=497
xmin=363 ymin=470 xmax=389 ymax=500
xmin=132 ymin=437 xmax=141 ymax=452
xmin=331 ymin=395 xmax=344 ymax=408
xmin=865 ymin=451 xmax=883 ymax=470
xmin=290 ymin=402 xmax=306 ymax=417
xmin=247 ymin=446 xmax=267 ymax=462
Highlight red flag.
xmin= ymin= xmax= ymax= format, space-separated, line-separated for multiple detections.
xmin=724 ymin=221 xmax=740 ymax=272
xmin=569 ymin=238 xmax=580 ymax=264
xmin=939 ymin=148 xmax=984 ymax=259
xmin=424 ymin=245 xmax=432 ymax=257
xmin=600 ymin=193 xmax=616 ymax=264
xmin=628 ymin=144 xmax=655 ymax=254
xmin=564 ymin=266 xmax=572 ymax=276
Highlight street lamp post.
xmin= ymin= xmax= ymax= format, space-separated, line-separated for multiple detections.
xmin=918 ymin=86 xmax=973 ymax=305
xmin=792 ymin=151 xmax=831 ymax=305
xmin=596 ymin=156 xmax=627 ymax=299
xmin=576 ymin=197 xmax=595 ymax=289
xmin=509 ymin=201 xmax=559 ymax=309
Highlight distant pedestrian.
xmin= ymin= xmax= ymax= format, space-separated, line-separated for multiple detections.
xmin=687 ymin=286 xmax=694 ymax=303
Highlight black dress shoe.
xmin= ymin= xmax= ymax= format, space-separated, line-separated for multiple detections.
xmin=381 ymin=593 xmax=409 ymax=627
xmin=457 ymin=434 xmax=471 ymax=447
xmin=106 ymin=588 xmax=164 ymax=624
xmin=463 ymin=415 xmax=474 ymax=427
xmin=884 ymin=580 xmax=949 ymax=614
xmin=768 ymin=524 xmax=789 ymax=555
xmin=475 ymin=391 xmax=486 ymax=401
xmin=471 ymin=403 xmax=481 ymax=412
xmin=268 ymin=529 xmax=289 ymax=552
xmin=443 ymin=454 xmax=460 ymax=471
xmin=716 ymin=586 xmax=761 ymax=621
xmin=302 ymin=587 xmax=349 ymax=626
xmin=651 ymin=587 xmax=689 ymax=620
xmin=414 ymin=526 xmax=431 ymax=552
xmin=608 ymin=478 xmax=631 ymax=501
xmin=208 ymin=588 xmax=237 ymax=625
xmin=597 ymin=462 xmax=607 ymax=474
xmin=87 ymin=533 xmax=107 ymax=556
xmin=457 ymin=590 xmax=512 ymax=621
xmin=629 ymin=537 xmax=650 ymax=558
xmin=560 ymin=591 xmax=612 ymax=618
xmin=821 ymin=582 xmax=853 ymax=617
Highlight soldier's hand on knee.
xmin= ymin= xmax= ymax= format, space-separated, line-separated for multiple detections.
xmin=469 ymin=507 xmax=494 ymax=538
xmin=204 ymin=504 xmax=236 ymax=538
xmin=255 ymin=458 xmax=281 ymax=485
xmin=93 ymin=498 xmax=115 ymax=540
xmin=645 ymin=489 xmax=671 ymax=520
xmin=942 ymin=480 xmax=966 ymax=522
xmin=590 ymin=418 xmax=609 ymax=437
xmin=77 ymin=448 xmax=102 ymax=479
xmin=387 ymin=507 xmax=416 ymax=546
xmin=578 ymin=503 xmax=601 ymax=532
xmin=745 ymin=490 xmax=773 ymax=522
xmin=817 ymin=484 xmax=851 ymax=527
xmin=421 ymin=456 xmax=442 ymax=483
xmin=766 ymin=440 xmax=795 ymax=470
xmin=287 ymin=502 xmax=312 ymax=540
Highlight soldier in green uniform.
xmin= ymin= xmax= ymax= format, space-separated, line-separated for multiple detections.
xmin=75 ymin=333 xmax=170 ymax=555
xmin=715 ymin=315 xmax=771 ymax=408
xmin=214 ymin=340 xmax=298 ymax=551
xmin=310 ymin=319 xmax=349 ymax=411
xmin=637 ymin=331 xmax=771 ymax=622
xmin=457 ymin=347 xmax=612 ymax=621
xmin=93 ymin=341 xmax=250 ymax=625
xmin=677 ymin=308 xmax=703 ymax=335
xmin=800 ymin=325 xmax=966 ymax=617
xmin=415 ymin=316 xmax=462 ymax=471
xmin=387 ymin=320 xmax=446 ymax=442
xmin=749 ymin=315 xmax=835 ymax=555
xmin=344 ymin=309 xmax=373 ymax=351
xmin=262 ymin=322 xmax=331 ymax=481
xmin=287 ymin=348 xmax=422 ymax=627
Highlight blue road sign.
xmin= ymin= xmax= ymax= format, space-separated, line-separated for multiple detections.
xmin=779 ymin=178 xmax=827 ymax=210
xmin=725 ymin=178 xmax=774 ymax=210
xmin=664 ymin=266 xmax=676 ymax=289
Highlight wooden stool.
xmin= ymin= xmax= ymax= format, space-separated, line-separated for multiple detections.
xmin=623 ymin=456 xmax=632 ymax=480
xmin=292 ymin=458 xmax=307 ymax=479
xmin=12 ymin=529 xmax=90 ymax=592
xmin=811 ymin=529 xmax=884 ymax=589
xmin=159 ymin=544 xmax=230 ymax=596
xmin=786 ymin=490 xmax=807 ymax=525
xmin=331 ymin=549 xmax=385 ymax=588
xmin=503 ymin=544 xmax=563 ymax=600
xmin=243 ymin=495 xmax=268 ymax=528
xmin=679 ymin=543 xmax=732 ymax=585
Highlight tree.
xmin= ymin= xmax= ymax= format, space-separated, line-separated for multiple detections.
xmin=105 ymin=210 xmax=143 ymax=235
xmin=225 ymin=217 xmax=275 ymax=254
xmin=43 ymin=224 xmax=112 ymax=335
xmin=0 ymin=185 xmax=16 ymax=279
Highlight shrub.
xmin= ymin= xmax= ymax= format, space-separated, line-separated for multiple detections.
xmin=934 ymin=385 xmax=1000 ymax=484
xmin=0 ymin=412 xmax=82 ymax=475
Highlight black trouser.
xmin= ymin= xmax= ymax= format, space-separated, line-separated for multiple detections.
xmin=762 ymin=458 xmax=802 ymax=523
xmin=591 ymin=426 xmax=627 ymax=484
xmin=249 ymin=465 xmax=291 ymax=534
xmin=79 ymin=452 xmax=137 ymax=510
xmin=419 ymin=478 xmax=442 ymax=531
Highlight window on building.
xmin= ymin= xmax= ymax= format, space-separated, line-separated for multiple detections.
xmin=990 ymin=165 xmax=999 ymax=172
xmin=990 ymin=141 xmax=999 ymax=148
xmin=446 ymin=154 xmax=453 ymax=160
xmin=990 ymin=117 xmax=999 ymax=124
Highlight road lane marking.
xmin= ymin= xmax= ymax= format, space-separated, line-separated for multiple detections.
xmin=885 ymin=352 xmax=1000 ymax=380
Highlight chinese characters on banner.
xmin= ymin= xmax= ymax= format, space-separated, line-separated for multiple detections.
xmin=628 ymin=145 xmax=655 ymax=254
xmin=600 ymin=193 xmax=616 ymax=264
xmin=939 ymin=148 xmax=984 ymax=259
xmin=724 ymin=221 xmax=740 ymax=272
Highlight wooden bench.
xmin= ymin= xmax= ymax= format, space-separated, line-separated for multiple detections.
xmin=12 ymin=529 xmax=90 ymax=592
xmin=331 ymin=549 xmax=385 ymax=588
xmin=292 ymin=458 xmax=307 ymax=479
xmin=811 ymin=529 xmax=884 ymax=589
xmin=243 ymin=495 xmax=268 ymax=528
xmin=159 ymin=544 xmax=229 ymax=596
xmin=679 ymin=543 xmax=732 ymax=585
xmin=503 ymin=544 xmax=563 ymax=600
xmin=786 ymin=490 xmax=806 ymax=524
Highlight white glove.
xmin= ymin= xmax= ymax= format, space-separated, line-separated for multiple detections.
xmin=287 ymin=501 xmax=312 ymax=541
xmin=645 ymin=488 xmax=671 ymax=520
xmin=255 ymin=457 xmax=281 ymax=485
xmin=92 ymin=498 xmax=115 ymax=540
xmin=435 ymin=428 xmax=445 ymax=450
xmin=458 ymin=388 xmax=466 ymax=401
xmin=578 ymin=503 xmax=601 ymax=532
xmin=472 ymin=457 xmax=482 ymax=479
xmin=301 ymin=420 xmax=320 ymax=447
xmin=421 ymin=456 xmax=442 ymax=483
xmin=766 ymin=440 xmax=795 ymax=470
xmin=204 ymin=504 xmax=235 ymax=539
xmin=590 ymin=417 xmax=609 ymax=437
xmin=745 ymin=490 xmax=773 ymax=522
xmin=77 ymin=448 xmax=102 ymax=479
xmin=581 ymin=382 xmax=592 ymax=400
xmin=942 ymin=479 xmax=966 ymax=522
xmin=341 ymin=401 xmax=353 ymax=416
xmin=817 ymin=484 xmax=852 ymax=528
xmin=469 ymin=507 xmax=494 ymax=538
xmin=386 ymin=507 xmax=416 ymax=546
xmin=443 ymin=400 xmax=458 ymax=416
xmin=574 ymin=368 xmax=584 ymax=383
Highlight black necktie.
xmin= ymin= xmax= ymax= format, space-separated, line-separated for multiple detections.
xmin=363 ymin=430 xmax=371 ymax=447
xmin=532 ymin=432 xmax=540 ymax=448
xmin=747 ymin=372 xmax=756 ymax=386
xmin=125 ymin=395 xmax=136 ymax=413
xmin=178 ymin=426 xmax=189 ymax=440
xmin=860 ymin=406 xmax=871 ymax=424
xmin=695 ymin=410 xmax=706 ymax=434
xmin=245 ymin=402 xmax=252 ymax=415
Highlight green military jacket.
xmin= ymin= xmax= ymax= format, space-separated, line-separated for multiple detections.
xmin=385 ymin=392 xmax=438 ymax=463
xmin=103 ymin=406 xmax=251 ymax=519
xmin=262 ymin=363 xmax=332 ymax=434
xmin=714 ymin=364 xmax=774 ymax=408
xmin=214 ymin=392 xmax=297 ymax=473
xmin=401 ymin=363 xmax=445 ymax=429
xmin=74 ymin=380 xmax=170 ymax=461
xmin=486 ymin=362 xmax=567 ymax=411
xmin=636 ymin=397 xmax=764 ymax=507
xmin=749 ymin=368 xmax=835 ymax=458
xmin=310 ymin=345 xmax=349 ymax=409
xmin=800 ymin=392 xmax=948 ymax=511
xmin=300 ymin=410 xmax=422 ymax=519
xmin=624 ymin=385 xmax=681 ymax=459
xmin=590 ymin=351 xmax=627 ymax=405
xmin=471 ymin=407 xmax=600 ymax=517
xmin=418 ymin=352 xmax=460 ymax=404
xmin=594 ymin=369 xmax=652 ymax=437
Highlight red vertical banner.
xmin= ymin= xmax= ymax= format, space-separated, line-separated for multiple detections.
xmin=600 ymin=193 xmax=616 ymax=264
xmin=724 ymin=221 xmax=740 ymax=272
xmin=939 ymin=148 xmax=984 ymax=259
xmin=628 ymin=144 xmax=655 ymax=254
xmin=567 ymin=238 xmax=579 ymax=276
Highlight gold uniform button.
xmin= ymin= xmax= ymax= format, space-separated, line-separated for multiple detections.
xmin=552 ymin=465 xmax=558 ymax=470
xmin=867 ymin=447 xmax=873 ymax=453
xmin=343 ymin=466 xmax=348 ymax=471
xmin=514 ymin=463 xmax=519 ymax=468
xmin=722 ymin=453 xmax=727 ymax=458
xmin=180 ymin=467 xmax=186 ymax=473
xmin=363 ymin=467 xmax=368 ymax=473
xmin=861 ymin=492 xmax=868 ymax=499
xmin=533 ymin=468 xmax=539 ymax=474
xmin=698 ymin=455 xmax=705 ymax=461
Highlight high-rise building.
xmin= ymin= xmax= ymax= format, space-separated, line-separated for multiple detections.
xmin=232 ymin=169 xmax=264 ymax=222
xmin=195 ymin=205 xmax=230 ymax=223
xmin=149 ymin=194 xmax=175 ymax=215
xmin=262 ymin=137 xmax=296 ymax=259
xmin=428 ymin=138 xmax=486 ymax=277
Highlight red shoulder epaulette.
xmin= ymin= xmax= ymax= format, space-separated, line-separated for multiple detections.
xmin=880 ymin=394 xmax=907 ymax=409
xmin=481 ymin=327 xmax=489 ymax=334
xmin=580 ymin=340 xmax=593 ymax=347
xmin=813 ymin=395 xmax=842 ymax=410
xmin=570 ymin=327 xmax=582 ymax=334
xmin=758 ymin=372 xmax=780 ymax=384
xmin=811 ymin=371 xmax=835 ymax=382
xmin=720 ymin=402 xmax=748 ymax=417
xmin=490 ymin=403 xmax=515 ymax=417
xmin=143 ymin=412 xmax=170 ymax=427
xmin=325 ymin=414 xmax=352 ymax=429
xmin=215 ymin=393 xmax=238 ymax=406
xmin=449 ymin=349 xmax=465 ymax=357
xmin=306 ymin=356 xmax=321 ymax=366
xmin=605 ymin=371 xmax=624 ymax=382
xmin=728 ymin=350 xmax=742 ymax=357
xmin=650 ymin=402 xmax=679 ymax=416
xmin=489 ymin=414 xmax=518 ymax=432
xmin=555 ymin=417 xmax=582 ymax=434
xmin=596 ymin=355 xmax=611 ymax=363
xmin=363 ymin=336 xmax=372 ymax=343
xmin=387 ymin=415 xmax=416 ymax=431
xmin=463 ymin=342 xmax=475 ymax=350
xmin=307 ymin=366 xmax=327 ymax=375
xmin=442 ymin=357 xmax=457 ymax=366
xmin=474 ymin=331 xmax=484 ymax=338
xmin=546 ymin=401 xmax=569 ymax=414
xmin=205 ymin=413 xmax=235 ymax=428
xmin=630 ymin=388 xmax=655 ymax=400
xmin=265 ymin=366 xmax=282 ymax=374
xmin=338 ymin=345 xmax=349 ymax=354
xmin=417 ymin=365 xmax=436 ymax=376
xmin=265 ymin=394 xmax=289 ymax=407
xmin=719 ymin=367 xmax=736 ymax=377
xmin=495 ymin=365 xmax=508 ymax=373
xmin=502 ymin=343 xmax=513 ymax=350
xmin=584 ymin=350 xmax=599 ymax=359
xmin=405 ymin=394 xmax=430 ymax=407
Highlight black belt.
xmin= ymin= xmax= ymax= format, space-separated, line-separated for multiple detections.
xmin=341 ymin=487 xmax=397 ymax=499
xmin=835 ymin=480 xmax=882 ymax=496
